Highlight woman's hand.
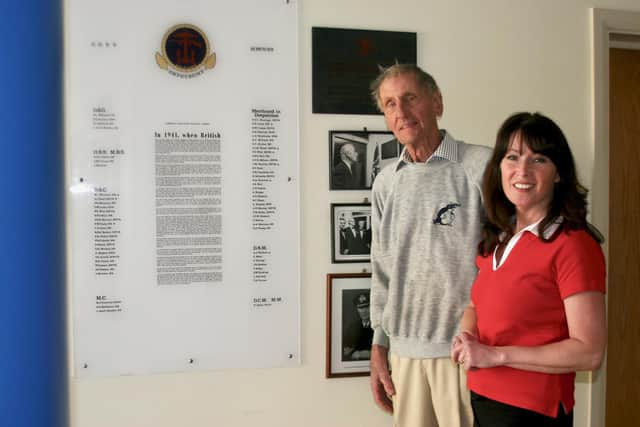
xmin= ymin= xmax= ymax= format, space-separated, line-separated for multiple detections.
xmin=456 ymin=331 xmax=505 ymax=371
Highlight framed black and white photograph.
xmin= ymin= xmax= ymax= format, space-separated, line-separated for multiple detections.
xmin=329 ymin=130 xmax=401 ymax=190
xmin=331 ymin=203 xmax=372 ymax=263
xmin=325 ymin=273 xmax=373 ymax=378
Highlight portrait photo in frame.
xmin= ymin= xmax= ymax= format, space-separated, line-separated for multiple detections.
xmin=331 ymin=203 xmax=372 ymax=263
xmin=329 ymin=130 xmax=401 ymax=190
xmin=325 ymin=273 xmax=373 ymax=378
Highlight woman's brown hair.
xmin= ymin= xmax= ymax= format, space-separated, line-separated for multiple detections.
xmin=479 ymin=112 xmax=602 ymax=256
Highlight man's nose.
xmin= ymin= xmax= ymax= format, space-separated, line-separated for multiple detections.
xmin=396 ymin=100 xmax=409 ymax=117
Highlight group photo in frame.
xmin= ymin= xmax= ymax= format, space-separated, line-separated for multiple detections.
xmin=331 ymin=203 xmax=372 ymax=263
xmin=329 ymin=130 xmax=401 ymax=190
xmin=325 ymin=273 xmax=373 ymax=378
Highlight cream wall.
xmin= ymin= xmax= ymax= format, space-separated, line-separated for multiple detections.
xmin=71 ymin=1 xmax=640 ymax=426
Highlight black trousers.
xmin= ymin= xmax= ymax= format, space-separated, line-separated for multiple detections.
xmin=471 ymin=391 xmax=573 ymax=427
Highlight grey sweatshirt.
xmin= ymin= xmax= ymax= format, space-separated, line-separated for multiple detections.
xmin=370 ymin=131 xmax=491 ymax=359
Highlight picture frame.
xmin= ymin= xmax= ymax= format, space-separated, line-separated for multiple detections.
xmin=326 ymin=273 xmax=373 ymax=378
xmin=312 ymin=27 xmax=417 ymax=115
xmin=329 ymin=130 xmax=401 ymax=190
xmin=331 ymin=203 xmax=372 ymax=263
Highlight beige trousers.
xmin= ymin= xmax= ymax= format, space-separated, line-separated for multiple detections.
xmin=390 ymin=354 xmax=473 ymax=427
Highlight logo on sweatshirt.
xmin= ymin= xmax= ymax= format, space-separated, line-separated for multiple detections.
xmin=433 ymin=202 xmax=461 ymax=226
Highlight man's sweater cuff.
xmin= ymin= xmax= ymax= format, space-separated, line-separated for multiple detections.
xmin=372 ymin=327 xmax=389 ymax=348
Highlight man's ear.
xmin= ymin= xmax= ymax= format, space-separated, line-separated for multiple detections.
xmin=434 ymin=90 xmax=444 ymax=118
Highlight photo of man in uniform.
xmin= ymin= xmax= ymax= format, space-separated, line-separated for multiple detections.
xmin=342 ymin=291 xmax=373 ymax=361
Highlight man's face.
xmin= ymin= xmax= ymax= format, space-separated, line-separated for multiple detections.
xmin=357 ymin=306 xmax=370 ymax=322
xmin=348 ymin=218 xmax=355 ymax=228
xmin=343 ymin=144 xmax=358 ymax=162
xmin=378 ymin=73 xmax=443 ymax=148
xmin=357 ymin=219 xmax=366 ymax=230
xmin=339 ymin=217 xmax=346 ymax=229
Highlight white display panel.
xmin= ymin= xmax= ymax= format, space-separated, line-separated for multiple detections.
xmin=66 ymin=0 xmax=299 ymax=377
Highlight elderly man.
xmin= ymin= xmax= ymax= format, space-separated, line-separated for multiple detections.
xmin=333 ymin=143 xmax=362 ymax=189
xmin=368 ymin=64 xmax=491 ymax=427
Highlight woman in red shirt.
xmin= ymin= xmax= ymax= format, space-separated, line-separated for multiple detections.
xmin=451 ymin=112 xmax=606 ymax=426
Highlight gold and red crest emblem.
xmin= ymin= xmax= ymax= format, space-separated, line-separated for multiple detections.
xmin=156 ymin=24 xmax=216 ymax=77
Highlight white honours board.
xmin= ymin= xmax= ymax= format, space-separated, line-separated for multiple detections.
xmin=66 ymin=0 xmax=299 ymax=377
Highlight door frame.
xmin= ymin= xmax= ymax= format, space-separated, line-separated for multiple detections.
xmin=591 ymin=8 xmax=640 ymax=427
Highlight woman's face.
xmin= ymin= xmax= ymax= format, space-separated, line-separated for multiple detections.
xmin=500 ymin=132 xmax=560 ymax=223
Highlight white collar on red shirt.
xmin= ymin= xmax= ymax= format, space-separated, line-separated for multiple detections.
xmin=493 ymin=217 xmax=563 ymax=270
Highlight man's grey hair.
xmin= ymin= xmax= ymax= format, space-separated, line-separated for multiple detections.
xmin=369 ymin=64 xmax=440 ymax=112
xmin=340 ymin=143 xmax=355 ymax=156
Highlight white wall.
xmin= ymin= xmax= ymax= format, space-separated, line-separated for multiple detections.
xmin=71 ymin=1 xmax=640 ymax=426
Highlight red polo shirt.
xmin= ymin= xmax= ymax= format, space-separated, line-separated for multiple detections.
xmin=467 ymin=228 xmax=606 ymax=417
